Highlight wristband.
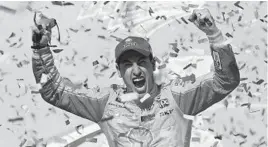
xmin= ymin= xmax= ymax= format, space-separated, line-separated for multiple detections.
xmin=206 ymin=30 xmax=225 ymax=44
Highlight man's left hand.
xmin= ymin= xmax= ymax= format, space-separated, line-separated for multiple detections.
xmin=188 ymin=8 xmax=219 ymax=36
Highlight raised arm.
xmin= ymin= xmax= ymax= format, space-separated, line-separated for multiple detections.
xmin=171 ymin=8 xmax=240 ymax=116
xmin=31 ymin=26 xmax=110 ymax=123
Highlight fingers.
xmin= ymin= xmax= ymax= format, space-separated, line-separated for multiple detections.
xmin=189 ymin=8 xmax=214 ymax=28
xmin=31 ymin=26 xmax=51 ymax=45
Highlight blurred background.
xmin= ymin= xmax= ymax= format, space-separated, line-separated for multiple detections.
xmin=0 ymin=1 xmax=267 ymax=147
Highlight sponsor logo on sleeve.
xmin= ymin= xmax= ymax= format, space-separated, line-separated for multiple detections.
xmin=212 ymin=50 xmax=222 ymax=70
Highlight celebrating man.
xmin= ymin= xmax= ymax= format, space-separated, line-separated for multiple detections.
xmin=31 ymin=8 xmax=240 ymax=147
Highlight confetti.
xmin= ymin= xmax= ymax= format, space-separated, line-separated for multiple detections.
xmin=158 ymin=64 xmax=166 ymax=69
xmin=240 ymin=78 xmax=248 ymax=81
xmin=227 ymin=11 xmax=234 ymax=17
xmin=181 ymin=17 xmax=188 ymax=24
xmin=181 ymin=6 xmax=189 ymax=12
xmin=9 ymin=42 xmax=17 ymax=47
xmin=241 ymin=103 xmax=251 ymax=108
xmin=183 ymin=63 xmax=192 ymax=70
xmin=261 ymin=109 xmax=265 ymax=116
xmin=239 ymin=140 xmax=246 ymax=146
xmin=234 ymin=1 xmax=244 ymax=10
xmin=109 ymin=72 xmax=116 ymax=79
xmin=260 ymin=19 xmax=268 ymax=23
xmin=212 ymin=141 xmax=219 ymax=147
xmin=239 ymin=63 xmax=246 ymax=70
xmin=225 ymin=33 xmax=233 ymax=38
xmin=232 ymin=132 xmax=247 ymax=138
xmin=161 ymin=15 xmax=167 ymax=20
xmin=214 ymin=135 xmax=222 ymax=140
xmin=188 ymin=4 xmax=199 ymax=8
xmin=65 ymin=120 xmax=70 ymax=125
xmin=69 ymin=28 xmax=78 ymax=33
xmin=253 ymin=79 xmax=264 ymax=85
xmin=240 ymin=83 xmax=248 ymax=92
xmin=140 ymin=93 xmax=150 ymax=103
xmin=51 ymin=1 xmax=74 ymax=6
xmin=92 ymin=60 xmax=99 ymax=66
xmin=84 ymin=28 xmax=91 ymax=32
xmin=52 ymin=49 xmax=63 ymax=53
xmin=153 ymin=56 xmax=161 ymax=64
xmin=238 ymin=15 xmax=242 ymax=21
xmin=8 ymin=32 xmax=15 ymax=38
xmin=19 ymin=139 xmax=27 ymax=147
xmin=181 ymin=46 xmax=188 ymax=51
xmin=0 ymin=5 xmax=16 ymax=14
xmin=175 ymin=19 xmax=181 ymax=24
xmin=222 ymin=12 xmax=226 ymax=21
xmin=98 ymin=35 xmax=106 ymax=39
xmin=100 ymin=116 xmax=114 ymax=122
xmin=223 ymin=99 xmax=228 ymax=109
xmin=248 ymin=91 xmax=252 ymax=97
xmin=149 ymin=7 xmax=154 ymax=16
xmin=8 ymin=117 xmax=24 ymax=122
xmin=75 ymin=125 xmax=84 ymax=134
xmin=104 ymin=1 xmax=110 ymax=5
xmin=169 ymin=52 xmax=178 ymax=57
xmin=208 ymin=128 xmax=214 ymax=132
xmin=87 ymin=138 xmax=98 ymax=143
xmin=111 ymin=84 xmax=118 ymax=91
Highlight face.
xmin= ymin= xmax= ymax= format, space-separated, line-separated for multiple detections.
xmin=117 ymin=50 xmax=155 ymax=95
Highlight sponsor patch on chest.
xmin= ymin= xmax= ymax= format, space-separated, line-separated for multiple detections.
xmin=159 ymin=108 xmax=174 ymax=117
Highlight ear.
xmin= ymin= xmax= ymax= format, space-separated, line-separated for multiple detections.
xmin=116 ymin=64 xmax=122 ymax=78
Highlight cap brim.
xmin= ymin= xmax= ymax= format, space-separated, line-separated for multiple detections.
xmin=116 ymin=48 xmax=151 ymax=63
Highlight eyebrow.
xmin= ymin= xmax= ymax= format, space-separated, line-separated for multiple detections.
xmin=122 ymin=59 xmax=131 ymax=63
xmin=138 ymin=56 xmax=146 ymax=62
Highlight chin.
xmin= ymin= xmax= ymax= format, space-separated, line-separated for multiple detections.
xmin=135 ymin=86 xmax=147 ymax=94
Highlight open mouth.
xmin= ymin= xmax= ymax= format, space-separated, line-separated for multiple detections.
xmin=132 ymin=77 xmax=146 ymax=88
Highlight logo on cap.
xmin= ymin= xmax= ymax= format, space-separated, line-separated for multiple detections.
xmin=123 ymin=38 xmax=137 ymax=49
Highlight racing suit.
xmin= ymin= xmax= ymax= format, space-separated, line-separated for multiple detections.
xmin=31 ymin=31 xmax=240 ymax=147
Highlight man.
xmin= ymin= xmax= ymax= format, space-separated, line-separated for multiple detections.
xmin=31 ymin=8 xmax=240 ymax=147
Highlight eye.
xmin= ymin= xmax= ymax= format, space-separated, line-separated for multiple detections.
xmin=123 ymin=62 xmax=132 ymax=67
xmin=138 ymin=60 xmax=146 ymax=65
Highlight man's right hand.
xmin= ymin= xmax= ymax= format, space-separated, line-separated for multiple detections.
xmin=31 ymin=26 xmax=51 ymax=49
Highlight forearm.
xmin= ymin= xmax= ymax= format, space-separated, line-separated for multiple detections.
xmin=208 ymin=30 xmax=240 ymax=88
xmin=32 ymin=47 xmax=61 ymax=99
xmin=31 ymin=47 xmax=110 ymax=122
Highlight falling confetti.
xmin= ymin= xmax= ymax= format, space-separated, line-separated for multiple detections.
xmin=92 ymin=60 xmax=99 ymax=66
xmin=52 ymin=49 xmax=64 ymax=53
xmin=109 ymin=71 xmax=116 ymax=79
xmin=183 ymin=63 xmax=192 ymax=70
xmin=225 ymin=33 xmax=233 ymax=38
xmin=76 ymin=125 xmax=84 ymax=134
xmin=8 ymin=117 xmax=24 ymax=123
xmin=234 ymin=1 xmax=244 ymax=10
xmin=181 ymin=17 xmax=188 ymax=24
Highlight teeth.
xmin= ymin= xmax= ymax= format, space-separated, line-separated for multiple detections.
xmin=133 ymin=78 xmax=144 ymax=82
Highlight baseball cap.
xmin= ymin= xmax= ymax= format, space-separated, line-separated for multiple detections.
xmin=115 ymin=36 xmax=153 ymax=63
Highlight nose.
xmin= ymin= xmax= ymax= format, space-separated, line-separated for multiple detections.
xmin=132 ymin=63 xmax=142 ymax=77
